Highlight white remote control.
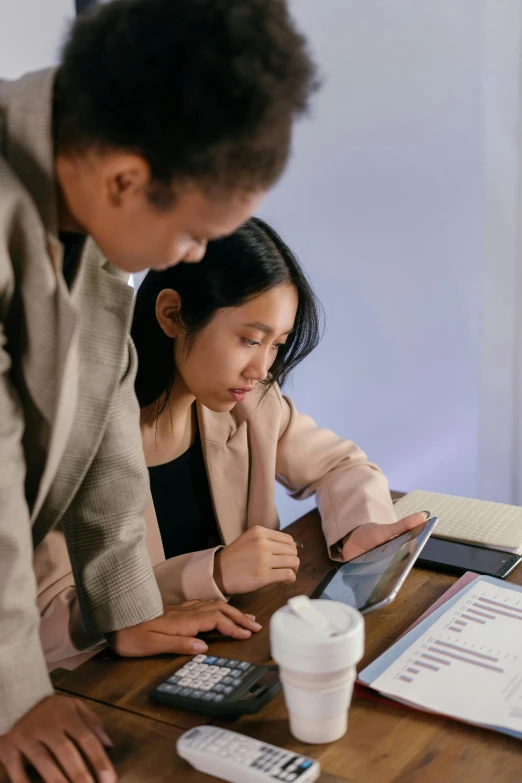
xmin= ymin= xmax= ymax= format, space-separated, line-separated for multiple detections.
xmin=177 ymin=725 xmax=321 ymax=783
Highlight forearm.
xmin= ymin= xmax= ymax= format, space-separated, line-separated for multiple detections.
xmin=153 ymin=547 xmax=227 ymax=604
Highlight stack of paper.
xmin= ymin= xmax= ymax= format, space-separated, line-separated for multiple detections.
xmin=358 ymin=574 xmax=522 ymax=739
xmin=394 ymin=490 xmax=522 ymax=554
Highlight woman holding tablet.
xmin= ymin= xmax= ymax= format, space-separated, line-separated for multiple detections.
xmin=36 ymin=218 xmax=424 ymax=663
xmin=132 ymin=218 xmax=424 ymax=603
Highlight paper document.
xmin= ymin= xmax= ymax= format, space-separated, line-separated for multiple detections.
xmin=370 ymin=578 xmax=522 ymax=734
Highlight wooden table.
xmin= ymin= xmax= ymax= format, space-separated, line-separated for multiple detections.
xmin=52 ymin=503 xmax=522 ymax=783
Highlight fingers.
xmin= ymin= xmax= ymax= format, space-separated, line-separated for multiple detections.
xmin=270 ymin=554 xmax=300 ymax=573
xmin=0 ymin=745 xmax=31 ymax=783
xmin=75 ymin=701 xmax=113 ymax=748
xmin=208 ymin=602 xmax=262 ymax=631
xmin=70 ymin=703 xmax=116 ymax=783
xmin=270 ymin=568 xmax=297 ymax=584
xmin=15 ymin=741 xmax=70 ymax=783
xmin=264 ymin=539 xmax=298 ymax=556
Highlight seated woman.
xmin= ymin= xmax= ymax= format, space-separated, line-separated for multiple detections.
xmin=36 ymin=218 xmax=423 ymax=666
xmin=132 ymin=217 xmax=424 ymax=603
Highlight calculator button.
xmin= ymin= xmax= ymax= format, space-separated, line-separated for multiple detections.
xmin=222 ymin=677 xmax=239 ymax=687
xmin=193 ymin=654 xmax=207 ymax=663
xmin=178 ymin=678 xmax=194 ymax=688
xmin=222 ymin=686 xmax=234 ymax=695
xmin=202 ymin=693 xmax=215 ymax=702
xmin=200 ymin=683 xmax=213 ymax=691
xmin=156 ymin=683 xmax=175 ymax=693
xmin=215 ymin=658 xmax=228 ymax=666
xmin=237 ymin=662 xmax=252 ymax=671
xmin=180 ymin=688 xmax=193 ymax=697
xmin=213 ymin=694 xmax=225 ymax=702
xmin=204 ymin=656 xmax=218 ymax=665
xmin=227 ymin=660 xmax=239 ymax=668
xmin=191 ymin=690 xmax=203 ymax=699
xmin=166 ymin=675 xmax=181 ymax=684
xmin=207 ymin=665 xmax=221 ymax=674
xmin=213 ymin=684 xmax=225 ymax=693
xmin=219 ymin=667 xmax=231 ymax=676
xmin=229 ymin=669 xmax=242 ymax=679
xmin=184 ymin=661 xmax=198 ymax=671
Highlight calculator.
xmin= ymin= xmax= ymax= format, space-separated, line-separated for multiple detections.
xmin=150 ymin=654 xmax=282 ymax=716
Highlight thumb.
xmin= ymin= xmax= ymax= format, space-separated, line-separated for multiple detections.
xmin=148 ymin=632 xmax=209 ymax=656
xmin=398 ymin=511 xmax=430 ymax=530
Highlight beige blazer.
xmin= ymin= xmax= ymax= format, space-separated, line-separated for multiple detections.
xmin=36 ymin=383 xmax=396 ymax=668
xmin=0 ymin=69 xmax=163 ymax=732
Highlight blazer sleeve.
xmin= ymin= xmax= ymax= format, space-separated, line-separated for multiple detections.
xmin=143 ymin=496 xmax=227 ymax=603
xmin=274 ymin=387 xmax=395 ymax=561
xmin=0 ymin=322 xmax=53 ymax=733
xmin=60 ymin=338 xmax=164 ymax=635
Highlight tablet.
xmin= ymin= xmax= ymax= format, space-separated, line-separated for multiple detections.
xmin=312 ymin=516 xmax=438 ymax=614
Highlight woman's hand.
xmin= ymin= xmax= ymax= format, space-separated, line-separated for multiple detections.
xmin=107 ymin=600 xmax=262 ymax=657
xmin=341 ymin=512 xmax=430 ymax=561
xmin=214 ymin=526 xmax=300 ymax=595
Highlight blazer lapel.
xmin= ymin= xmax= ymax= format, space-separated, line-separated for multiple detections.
xmin=197 ymin=404 xmax=250 ymax=545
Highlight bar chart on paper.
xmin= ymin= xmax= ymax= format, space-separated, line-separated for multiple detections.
xmin=370 ymin=579 xmax=522 ymax=733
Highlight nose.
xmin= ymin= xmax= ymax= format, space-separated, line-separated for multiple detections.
xmin=182 ymin=239 xmax=208 ymax=264
xmin=245 ymin=350 xmax=270 ymax=383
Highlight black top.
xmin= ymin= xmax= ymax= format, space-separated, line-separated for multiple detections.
xmin=60 ymin=231 xmax=85 ymax=289
xmin=148 ymin=435 xmax=220 ymax=559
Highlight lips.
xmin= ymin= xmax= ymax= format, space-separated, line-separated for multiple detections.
xmin=228 ymin=388 xmax=254 ymax=403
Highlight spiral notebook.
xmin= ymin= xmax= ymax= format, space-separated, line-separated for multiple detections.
xmin=393 ymin=490 xmax=522 ymax=554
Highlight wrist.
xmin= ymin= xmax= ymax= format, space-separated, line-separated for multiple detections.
xmin=213 ymin=549 xmax=226 ymax=594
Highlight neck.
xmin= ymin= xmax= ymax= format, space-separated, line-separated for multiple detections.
xmin=141 ymin=379 xmax=197 ymax=464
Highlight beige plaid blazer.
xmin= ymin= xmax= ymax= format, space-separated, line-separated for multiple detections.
xmin=0 ymin=68 xmax=163 ymax=732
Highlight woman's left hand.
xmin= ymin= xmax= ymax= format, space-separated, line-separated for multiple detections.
xmin=341 ymin=512 xmax=429 ymax=561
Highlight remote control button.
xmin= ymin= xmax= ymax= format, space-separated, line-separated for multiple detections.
xmin=193 ymin=654 xmax=207 ymax=663
xmin=204 ymin=656 xmax=218 ymax=665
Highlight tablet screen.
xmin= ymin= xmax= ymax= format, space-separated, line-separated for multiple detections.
xmin=318 ymin=517 xmax=437 ymax=613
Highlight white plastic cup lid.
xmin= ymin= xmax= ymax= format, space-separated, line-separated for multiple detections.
xmin=270 ymin=596 xmax=364 ymax=673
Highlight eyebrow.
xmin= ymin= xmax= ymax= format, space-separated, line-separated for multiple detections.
xmin=244 ymin=321 xmax=293 ymax=335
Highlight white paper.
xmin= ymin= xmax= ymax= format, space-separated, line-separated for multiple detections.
xmin=372 ymin=578 xmax=522 ymax=733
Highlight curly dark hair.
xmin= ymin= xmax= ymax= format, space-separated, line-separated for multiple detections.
xmin=55 ymin=0 xmax=318 ymax=203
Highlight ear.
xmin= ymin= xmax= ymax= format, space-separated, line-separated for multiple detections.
xmin=156 ymin=289 xmax=183 ymax=338
xmin=100 ymin=152 xmax=151 ymax=207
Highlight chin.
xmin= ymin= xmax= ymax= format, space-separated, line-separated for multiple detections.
xmin=203 ymin=397 xmax=237 ymax=414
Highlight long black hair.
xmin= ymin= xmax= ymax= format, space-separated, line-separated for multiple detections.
xmin=132 ymin=217 xmax=323 ymax=410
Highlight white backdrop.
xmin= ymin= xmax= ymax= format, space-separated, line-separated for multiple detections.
xmin=1 ymin=0 xmax=522 ymax=526
xmin=257 ymin=0 xmax=522 ymax=525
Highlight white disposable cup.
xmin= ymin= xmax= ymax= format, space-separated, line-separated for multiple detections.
xmin=270 ymin=599 xmax=364 ymax=744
